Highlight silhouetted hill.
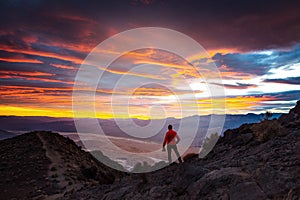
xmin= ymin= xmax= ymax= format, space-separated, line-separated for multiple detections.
xmin=0 ymin=131 xmax=125 ymax=199
xmin=279 ymin=100 xmax=300 ymax=128
xmin=0 ymin=129 xmax=16 ymax=140
xmin=0 ymin=116 xmax=77 ymax=133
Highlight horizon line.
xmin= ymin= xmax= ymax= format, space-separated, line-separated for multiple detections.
xmin=0 ymin=112 xmax=285 ymax=120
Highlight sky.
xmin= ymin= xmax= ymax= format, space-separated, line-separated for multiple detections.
xmin=0 ymin=0 xmax=299 ymax=119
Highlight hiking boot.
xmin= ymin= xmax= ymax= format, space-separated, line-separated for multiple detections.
xmin=178 ymin=157 xmax=183 ymax=163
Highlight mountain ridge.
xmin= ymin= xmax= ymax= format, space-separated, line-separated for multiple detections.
xmin=0 ymin=113 xmax=282 ymax=142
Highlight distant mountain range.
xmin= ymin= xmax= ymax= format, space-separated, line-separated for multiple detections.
xmin=0 ymin=113 xmax=281 ymax=142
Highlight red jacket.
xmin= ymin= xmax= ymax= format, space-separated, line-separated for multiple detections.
xmin=163 ymin=130 xmax=180 ymax=147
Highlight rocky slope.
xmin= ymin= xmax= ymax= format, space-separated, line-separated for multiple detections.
xmin=0 ymin=131 xmax=124 ymax=200
xmin=63 ymin=101 xmax=300 ymax=200
xmin=0 ymin=101 xmax=299 ymax=200
xmin=279 ymin=100 xmax=300 ymax=128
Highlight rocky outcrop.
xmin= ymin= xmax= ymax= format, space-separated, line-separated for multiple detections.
xmin=279 ymin=100 xmax=300 ymax=128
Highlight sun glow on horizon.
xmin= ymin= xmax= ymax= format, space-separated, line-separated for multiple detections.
xmin=1 ymin=46 xmax=299 ymax=119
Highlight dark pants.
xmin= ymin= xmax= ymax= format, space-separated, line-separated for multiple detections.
xmin=167 ymin=144 xmax=182 ymax=163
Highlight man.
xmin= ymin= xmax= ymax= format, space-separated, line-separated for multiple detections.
xmin=162 ymin=125 xmax=183 ymax=163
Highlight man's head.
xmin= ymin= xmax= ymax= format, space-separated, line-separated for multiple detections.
xmin=168 ymin=124 xmax=172 ymax=130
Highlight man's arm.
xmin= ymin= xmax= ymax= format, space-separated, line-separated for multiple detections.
xmin=163 ymin=133 xmax=168 ymax=148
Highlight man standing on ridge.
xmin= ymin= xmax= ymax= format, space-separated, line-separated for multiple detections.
xmin=162 ymin=125 xmax=183 ymax=164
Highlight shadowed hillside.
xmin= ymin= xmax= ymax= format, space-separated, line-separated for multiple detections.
xmin=0 ymin=101 xmax=299 ymax=199
xmin=0 ymin=131 xmax=125 ymax=200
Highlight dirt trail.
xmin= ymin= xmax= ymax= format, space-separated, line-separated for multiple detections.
xmin=37 ymin=132 xmax=82 ymax=199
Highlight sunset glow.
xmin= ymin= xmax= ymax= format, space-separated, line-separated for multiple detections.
xmin=0 ymin=1 xmax=299 ymax=119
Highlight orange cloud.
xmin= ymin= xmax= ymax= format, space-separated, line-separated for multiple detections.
xmin=0 ymin=71 xmax=55 ymax=76
xmin=225 ymin=96 xmax=276 ymax=110
xmin=0 ymin=46 xmax=83 ymax=64
xmin=0 ymin=57 xmax=43 ymax=64
xmin=132 ymin=87 xmax=174 ymax=96
xmin=0 ymin=74 xmax=73 ymax=84
xmin=50 ymin=63 xmax=77 ymax=70
xmin=95 ymin=65 xmax=167 ymax=80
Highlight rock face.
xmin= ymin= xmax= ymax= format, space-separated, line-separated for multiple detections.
xmin=0 ymin=100 xmax=299 ymax=199
xmin=279 ymin=100 xmax=300 ymax=128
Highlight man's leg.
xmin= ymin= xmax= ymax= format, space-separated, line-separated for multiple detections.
xmin=173 ymin=145 xmax=183 ymax=163
xmin=167 ymin=145 xmax=172 ymax=163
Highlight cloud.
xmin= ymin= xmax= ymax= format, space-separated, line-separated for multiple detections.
xmin=223 ymin=91 xmax=300 ymax=113
xmin=264 ymin=77 xmax=300 ymax=85
xmin=213 ymin=53 xmax=270 ymax=76
xmin=1 ymin=0 xmax=299 ymax=52
xmin=0 ymin=46 xmax=84 ymax=64
xmin=0 ymin=75 xmax=73 ymax=89
xmin=0 ymin=57 xmax=43 ymax=64
xmin=0 ymin=71 xmax=55 ymax=77
xmin=131 ymin=83 xmax=195 ymax=96
xmin=212 ymin=45 xmax=300 ymax=78
xmin=0 ymin=0 xmax=299 ymax=118
xmin=227 ymin=90 xmax=300 ymax=104
xmin=212 ymin=82 xmax=257 ymax=90
xmin=50 ymin=63 xmax=77 ymax=70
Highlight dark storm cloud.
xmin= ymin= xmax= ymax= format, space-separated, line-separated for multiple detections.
xmin=264 ymin=77 xmax=300 ymax=85
xmin=0 ymin=1 xmax=119 ymax=47
xmin=0 ymin=33 xmax=29 ymax=50
xmin=211 ymin=82 xmax=257 ymax=90
xmin=224 ymin=83 xmax=257 ymax=89
xmin=0 ymin=0 xmax=299 ymax=51
xmin=1 ymin=0 xmax=299 ymax=83
xmin=0 ymin=61 xmax=43 ymax=72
